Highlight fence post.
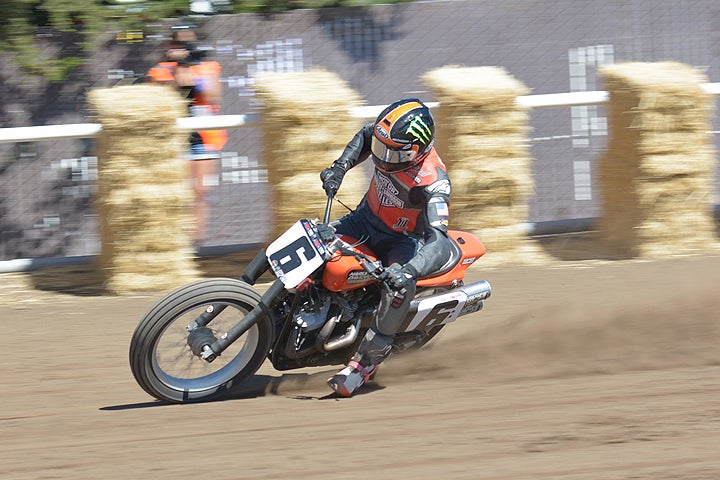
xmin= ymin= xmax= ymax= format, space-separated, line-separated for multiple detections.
xmin=597 ymin=62 xmax=719 ymax=258
xmin=88 ymin=84 xmax=200 ymax=294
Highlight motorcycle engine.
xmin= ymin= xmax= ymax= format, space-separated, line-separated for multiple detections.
xmin=293 ymin=299 xmax=332 ymax=332
xmin=290 ymin=293 xmax=357 ymax=355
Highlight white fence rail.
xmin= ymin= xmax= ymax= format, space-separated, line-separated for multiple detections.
xmin=0 ymin=92 xmax=607 ymax=144
xmin=2 ymin=85 xmax=719 ymax=144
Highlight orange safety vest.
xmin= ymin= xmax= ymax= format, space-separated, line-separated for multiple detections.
xmin=147 ymin=61 xmax=228 ymax=152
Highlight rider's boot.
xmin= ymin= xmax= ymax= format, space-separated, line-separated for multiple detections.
xmin=327 ymin=354 xmax=378 ymax=397
xmin=327 ymin=328 xmax=392 ymax=397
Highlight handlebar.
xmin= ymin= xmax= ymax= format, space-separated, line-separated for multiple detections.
xmin=321 ymin=192 xmax=395 ymax=293
xmin=323 ymin=191 xmax=334 ymax=224
xmin=321 ymin=194 xmax=383 ymax=278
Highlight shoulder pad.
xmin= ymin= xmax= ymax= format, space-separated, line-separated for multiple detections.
xmin=425 ymin=179 xmax=451 ymax=196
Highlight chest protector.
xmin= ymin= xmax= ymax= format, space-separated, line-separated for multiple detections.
xmin=366 ymin=148 xmax=448 ymax=235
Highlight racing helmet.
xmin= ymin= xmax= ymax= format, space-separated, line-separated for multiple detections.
xmin=371 ymin=98 xmax=435 ymax=173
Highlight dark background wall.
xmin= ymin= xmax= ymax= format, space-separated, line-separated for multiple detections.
xmin=1 ymin=0 xmax=719 ymax=261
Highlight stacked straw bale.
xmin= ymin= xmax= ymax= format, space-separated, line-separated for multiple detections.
xmin=597 ymin=62 xmax=718 ymax=258
xmin=89 ymin=84 xmax=200 ymax=294
xmin=423 ymin=66 xmax=536 ymax=260
xmin=254 ymin=69 xmax=366 ymax=237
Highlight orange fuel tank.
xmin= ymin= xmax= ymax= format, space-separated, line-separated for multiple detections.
xmin=322 ymin=236 xmax=378 ymax=292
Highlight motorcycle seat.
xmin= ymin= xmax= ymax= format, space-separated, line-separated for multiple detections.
xmin=419 ymin=233 xmax=463 ymax=280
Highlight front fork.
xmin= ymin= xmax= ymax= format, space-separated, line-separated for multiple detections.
xmin=241 ymin=248 xmax=271 ymax=286
xmin=187 ymin=250 xmax=280 ymax=362
xmin=187 ymin=249 xmax=270 ymax=331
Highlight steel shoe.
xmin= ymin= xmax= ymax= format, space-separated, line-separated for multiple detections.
xmin=327 ymin=360 xmax=378 ymax=397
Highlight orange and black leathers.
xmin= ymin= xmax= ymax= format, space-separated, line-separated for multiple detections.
xmin=331 ymin=123 xmax=453 ymax=279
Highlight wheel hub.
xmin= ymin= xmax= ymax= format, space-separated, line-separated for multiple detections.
xmin=187 ymin=326 xmax=217 ymax=357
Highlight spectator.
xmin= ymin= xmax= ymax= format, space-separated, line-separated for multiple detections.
xmin=147 ymin=26 xmax=227 ymax=246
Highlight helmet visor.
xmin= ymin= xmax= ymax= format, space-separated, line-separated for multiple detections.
xmin=370 ymin=135 xmax=417 ymax=173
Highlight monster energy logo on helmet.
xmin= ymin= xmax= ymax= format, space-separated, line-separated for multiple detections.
xmin=406 ymin=116 xmax=432 ymax=145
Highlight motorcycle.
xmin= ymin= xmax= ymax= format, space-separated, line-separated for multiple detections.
xmin=129 ymin=193 xmax=492 ymax=403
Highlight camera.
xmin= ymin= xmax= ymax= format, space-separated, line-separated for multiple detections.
xmin=170 ymin=23 xmax=213 ymax=66
xmin=179 ymin=41 xmax=214 ymax=66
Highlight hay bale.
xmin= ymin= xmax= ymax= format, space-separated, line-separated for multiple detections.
xmin=597 ymin=62 xmax=718 ymax=258
xmin=89 ymin=84 xmax=200 ymax=294
xmin=423 ymin=66 xmax=535 ymax=259
xmin=271 ymin=170 xmax=368 ymax=230
xmin=254 ymin=69 xmax=366 ymax=236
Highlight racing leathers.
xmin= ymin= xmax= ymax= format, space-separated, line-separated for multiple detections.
xmin=325 ymin=122 xmax=454 ymax=365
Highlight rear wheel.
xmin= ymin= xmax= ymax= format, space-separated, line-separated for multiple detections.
xmin=412 ymin=324 xmax=445 ymax=349
xmin=129 ymin=278 xmax=273 ymax=403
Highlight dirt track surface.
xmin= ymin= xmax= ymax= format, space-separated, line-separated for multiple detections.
xmin=3 ymin=254 xmax=720 ymax=479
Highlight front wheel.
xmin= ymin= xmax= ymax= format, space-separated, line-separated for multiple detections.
xmin=129 ymin=278 xmax=273 ymax=403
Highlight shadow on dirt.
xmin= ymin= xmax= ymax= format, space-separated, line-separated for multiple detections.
xmin=17 ymin=235 xmax=619 ymax=297
xmin=20 ymin=212 xmax=720 ymax=296
xmin=99 ymin=368 xmax=358 ymax=410
xmin=535 ymin=211 xmax=720 ymax=262
xmin=534 ymin=231 xmax=631 ymax=261
xmin=19 ymin=251 xmax=270 ymax=297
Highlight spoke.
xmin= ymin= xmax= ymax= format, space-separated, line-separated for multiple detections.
xmin=151 ymin=303 xmax=260 ymax=392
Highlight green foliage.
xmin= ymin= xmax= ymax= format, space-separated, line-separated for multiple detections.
xmin=0 ymin=0 xmax=191 ymax=81
xmin=231 ymin=0 xmax=347 ymax=14
xmin=230 ymin=0 xmax=412 ymax=14
xmin=0 ymin=0 xmax=414 ymax=80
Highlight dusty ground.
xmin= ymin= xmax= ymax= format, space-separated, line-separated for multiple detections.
xmin=2 ymin=247 xmax=720 ymax=479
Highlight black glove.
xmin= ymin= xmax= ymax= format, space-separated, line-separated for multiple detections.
xmin=383 ymin=263 xmax=415 ymax=291
xmin=320 ymin=164 xmax=346 ymax=196
xmin=316 ymin=223 xmax=336 ymax=243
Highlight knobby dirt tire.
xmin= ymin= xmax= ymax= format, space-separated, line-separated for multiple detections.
xmin=129 ymin=278 xmax=273 ymax=404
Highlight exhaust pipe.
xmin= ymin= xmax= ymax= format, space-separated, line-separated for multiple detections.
xmin=399 ymin=280 xmax=492 ymax=333
xmin=458 ymin=280 xmax=492 ymax=314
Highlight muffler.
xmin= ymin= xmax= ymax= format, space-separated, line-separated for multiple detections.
xmin=399 ymin=280 xmax=492 ymax=333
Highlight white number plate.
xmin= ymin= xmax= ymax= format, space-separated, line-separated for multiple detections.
xmin=265 ymin=220 xmax=326 ymax=288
